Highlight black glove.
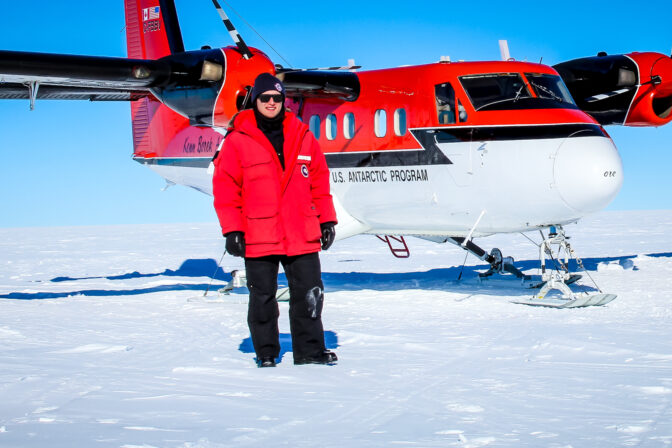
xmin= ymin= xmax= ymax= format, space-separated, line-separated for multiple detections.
xmin=320 ymin=222 xmax=336 ymax=251
xmin=225 ymin=231 xmax=246 ymax=257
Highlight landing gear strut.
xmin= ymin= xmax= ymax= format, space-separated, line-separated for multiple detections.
xmin=447 ymin=237 xmax=529 ymax=281
xmin=535 ymin=226 xmax=582 ymax=300
xmin=512 ymin=225 xmax=617 ymax=307
xmin=450 ymin=225 xmax=617 ymax=308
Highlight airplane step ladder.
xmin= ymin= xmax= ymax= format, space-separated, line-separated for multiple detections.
xmin=376 ymin=235 xmax=410 ymax=258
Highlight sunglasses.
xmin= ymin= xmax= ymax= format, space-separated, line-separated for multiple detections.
xmin=258 ymin=94 xmax=284 ymax=103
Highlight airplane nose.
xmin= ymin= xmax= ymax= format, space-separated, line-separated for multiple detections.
xmin=553 ymin=135 xmax=623 ymax=213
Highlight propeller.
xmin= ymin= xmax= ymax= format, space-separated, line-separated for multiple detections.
xmin=275 ymin=63 xmax=362 ymax=74
xmin=584 ymin=76 xmax=662 ymax=103
xmin=585 ymin=87 xmax=633 ymax=103
xmin=211 ymin=0 xmax=253 ymax=60
xmin=212 ymin=0 xmax=362 ymax=73
xmin=210 ymin=0 xmax=361 ymax=74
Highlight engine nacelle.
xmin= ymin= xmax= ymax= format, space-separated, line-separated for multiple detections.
xmin=554 ymin=52 xmax=672 ymax=127
xmin=150 ymin=46 xmax=275 ymax=127
xmin=212 ymin=47 xmax=276 ymax=127
xmin=625 ymin=52 xmax=672 ymax=126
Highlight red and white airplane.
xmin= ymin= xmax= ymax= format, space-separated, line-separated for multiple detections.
xmin=1 ymin=0 xmax=671 ymax=306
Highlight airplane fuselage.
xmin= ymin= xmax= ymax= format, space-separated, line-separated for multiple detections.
xmin=137 ymin=58 xmax=623 ymax=238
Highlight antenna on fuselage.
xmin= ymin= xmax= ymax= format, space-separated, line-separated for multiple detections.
xmin=499 ymin=40 xmax=511 ymax=61
xmin=211 ymin=0 xmax=253 ymax=59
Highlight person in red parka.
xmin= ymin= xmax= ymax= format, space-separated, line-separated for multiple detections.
xmin=213 ymin=73 xmax=338 ymax=368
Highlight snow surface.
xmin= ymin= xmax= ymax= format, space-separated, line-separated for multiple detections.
xmin=1 ymin=210 xmax=672 ymax=447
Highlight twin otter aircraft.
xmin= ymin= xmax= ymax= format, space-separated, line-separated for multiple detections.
xmin=1 ymin=0 xmax=672 ymax=306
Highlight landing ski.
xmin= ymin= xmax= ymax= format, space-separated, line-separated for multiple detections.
xmin=187 ymin=292 xmax=248 ymax=304
xmin=511 ymin=293 xmax=617 ymax=308
xmin=186 ymin=287 xmax=289 ymax=304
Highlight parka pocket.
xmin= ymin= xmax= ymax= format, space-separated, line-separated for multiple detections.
xmin=243 ymin=159 xmax=273 ymax=181
xmin=243 ymin=160 xmax=279 ymax=245
xmin=303 ymin=206 xmax=322 ymax=243
xmin=245 ymin=213 xmax=281 ymax=245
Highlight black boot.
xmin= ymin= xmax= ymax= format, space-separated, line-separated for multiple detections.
xmin=294 ymin=350 xmax=337 ymax=365
xmin=257 ymin=356 xmax=276 ymax=368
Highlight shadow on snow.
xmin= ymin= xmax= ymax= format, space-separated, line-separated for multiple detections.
xmin=238 ymin=331 xmax=339 ymax=364
xmin=50 ymin=258 xmax=231 ymax=282
xmin=2 ymin=253 xmax=668 ymax=300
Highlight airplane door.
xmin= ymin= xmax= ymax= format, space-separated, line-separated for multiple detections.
xmin=433 ymin=83 xmax=484 ymax=187
xmin=434 ymin=119 xmax=485 ymax=187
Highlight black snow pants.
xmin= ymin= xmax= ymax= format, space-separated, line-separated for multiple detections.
xmin=244 ymin=252 xmax=326 ymax=361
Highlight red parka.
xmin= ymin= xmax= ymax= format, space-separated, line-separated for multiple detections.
xmin=213 ymin=109 xmax=337 ymax=258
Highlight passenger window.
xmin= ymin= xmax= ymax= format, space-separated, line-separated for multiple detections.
xmin=394 ymin=109 xmax=407 ymax=136
xmin=326 ymin=114 xmax=337 ymax=140
xmin=375 ymin=109 xmax=387 ymax=137
xmin=435 ymin=83 xmax=456 ymax=124
xmin=309 ymin=115 xmax=321 ymax=139
xmin=343 ymin=112 xmax=355 ymax=139
xmin=458 ymin=100 xmax=468 ymax=122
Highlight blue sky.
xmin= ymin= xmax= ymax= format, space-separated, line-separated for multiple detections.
xmin=1 ymin=0 xmax=671 ymax=227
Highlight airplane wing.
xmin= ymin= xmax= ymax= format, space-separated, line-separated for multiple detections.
xmin=0 ymin=50 xmax=171 ymax=104
xmin=0 ymin=84 xmax=148 ymax=102
xmin=0 ymin=48 xmax=361 ymax=114
xmin=278 ymin=70 xmax=361 ymax=102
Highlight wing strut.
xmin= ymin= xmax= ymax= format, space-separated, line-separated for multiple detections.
xmin=28 ymin=81 xmax=39 ymax=110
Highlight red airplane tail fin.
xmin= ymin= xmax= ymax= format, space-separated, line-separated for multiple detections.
xmin=123 ymin=0 xmax=189 ymax=159
xmin=124 ymin=0 xmax=184 ymax=59
xmin=122 ymin=0 xmax=272 ymax=169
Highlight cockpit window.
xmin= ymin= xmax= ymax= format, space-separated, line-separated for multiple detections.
xmin=459 ymin=73 xmax=577 ymax=111
xmin=459 ymin=73 xmax=531 ymax=111
xmin=435 ymin=83 xmax=456 ymax=124
xmin=524 ymin=73 xmax=576 ymax=105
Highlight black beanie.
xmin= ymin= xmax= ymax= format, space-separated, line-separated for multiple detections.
xmin=251 ymin=73 xmax=285 ymax=102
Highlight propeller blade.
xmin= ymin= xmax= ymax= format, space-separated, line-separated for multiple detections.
xmin=211 ymin=0 xmax=253 ymax=60
xmin=276 ymin=64 xmax=362 ymax=74
xmin=585 ymin=87 xmax=633 ymax=103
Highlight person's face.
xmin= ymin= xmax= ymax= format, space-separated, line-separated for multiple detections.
xmin=256 ymin=90 xmax=283 ymax=119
